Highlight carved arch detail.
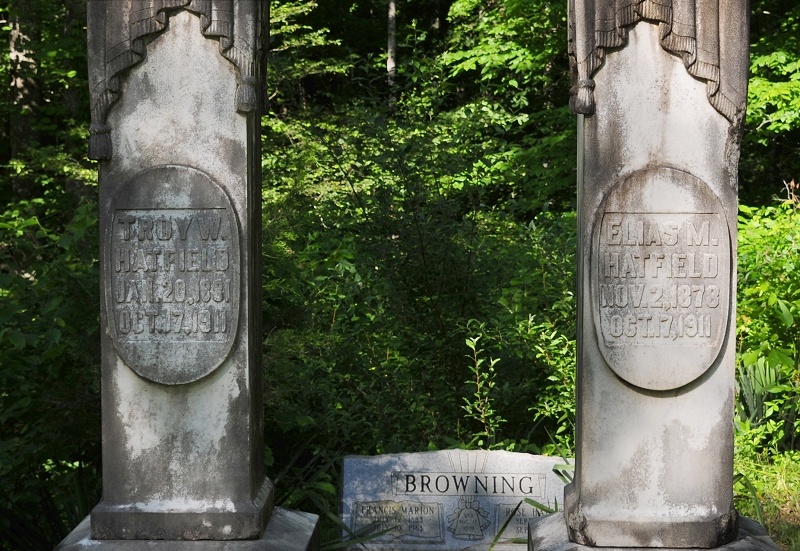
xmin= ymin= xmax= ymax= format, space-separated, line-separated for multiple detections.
xmin=87 ymin=0 xmax=261 ymax=160
xmin=568 ymin=0 xmax=749 ymax=124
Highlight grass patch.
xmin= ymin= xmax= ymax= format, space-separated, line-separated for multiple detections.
xmin=735 ymin=451 xmax=800 ymax=551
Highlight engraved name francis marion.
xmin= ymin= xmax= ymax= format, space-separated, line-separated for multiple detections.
xmin=111 ymin=209 xmax=233 ymax=340
xmin=358 ymin=503 xmax=437 ymax=517
xmin=352 ymin=500 xmax=445 ymax=543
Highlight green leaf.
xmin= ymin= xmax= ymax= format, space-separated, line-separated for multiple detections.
xmin=8 ymin=330 xmax=26 ymax=349
xmin=775 ymin=299 xmax=794 ymax=327
xmin=741 ymin=350 xmax=760 ymax=366
xmin=766 ymin=348 xmax=793 ymax=369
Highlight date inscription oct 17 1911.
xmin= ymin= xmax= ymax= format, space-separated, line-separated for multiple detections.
xmin=105 ymin=165 xmax=240 ymax=385
xmin=591 ymin=167 xmax=731 ymax=391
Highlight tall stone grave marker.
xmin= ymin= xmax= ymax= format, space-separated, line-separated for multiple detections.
xmin=55 ymin=2 xmax=318 ymax=549
xmin=531 ymin=1 xmax=777 ymax=550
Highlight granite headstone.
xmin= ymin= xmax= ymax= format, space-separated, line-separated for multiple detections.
xmin=530 ymin=1 xmax=778 ymax=550
xmin=342 ymin=450 xmax=568 ymax=550
xmin=55 ymin=2 xmax=318 ymax=549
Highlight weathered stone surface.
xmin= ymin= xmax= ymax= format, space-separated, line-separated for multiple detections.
xmin=561 ymin=0 xmax=750 ymax=546
xmin=69 ymin=2 xmax=320 ymax=546
xmin=528 ymin=513 xmax=779 ymax=551
xmin=87 ymin=0 xmax=259 ymax=161
xmin=567 ymin=0 xmax=749 ymax=123
xmin=106 ymin=165 xmax=241 ymax=385
xmin=341 ymin=451 xmax=568 ymax=550
xmin=591 ymin=166 xmax=732 ymax=391
xmin=88 ymin=8 xmax=268 ymax=539
xmin=54 ymin=507 xmax=320 ymax=551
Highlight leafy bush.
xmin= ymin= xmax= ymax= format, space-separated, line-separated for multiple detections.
xmin=740 ymin=1 xmax=800 ymax=204
xmin=737 ymin=198 xmax=800 ymax=455
xmin=0 ymin=150 xmax=101 ymax=550
xmin=260 ymin=92 xmax=580 ymax=519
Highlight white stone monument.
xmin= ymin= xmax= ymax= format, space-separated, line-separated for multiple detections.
xmin=55 ymin=2 xmax=318 ymax=549
xmin=530 ymin=1 xmax=779 ymax=550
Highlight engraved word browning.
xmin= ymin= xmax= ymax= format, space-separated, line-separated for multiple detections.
xmin=111 ymin=209 xmax=234 ymax=342
xmin=396 ymin=473 xmax=546 ymax=497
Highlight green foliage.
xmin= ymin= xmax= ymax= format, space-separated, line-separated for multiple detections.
xmin=0 ymin=1 xmax=99 ymax=548
xmin=748 ymin=2 xmax=800 ymax=139
xmin=0 ymin=172 xmax=100 ymax=550
xmin=749 ymin=51 xmax=800 ymax=138
xmin=735 ymin=451 xmax=800 ymax=549
xmin=462 ymin=329 xmax=505 ymax=448
xmin=261 ymin=94 xmax=580 ymax=514
xmin=528 ymin=321 xmax=576 ymax=454
xmin=741 ymin=1 xmax=800 ymax=204
xmin=261 ymin=0 xmax=579 ymax=513
xmin=735 ymin=195 xmax=799 ymax=544
xmin=432 ymin=0 xmax=575 ymax=215
xmin=0 ymin=0 xmax=88 ymax=163
xmin=737 ymin=199 xmax=800 ymax=455
xmin=1 ymin=0 xmax=799 ymax=549
xmin=268 ymin=0 xmax=353 ymax=109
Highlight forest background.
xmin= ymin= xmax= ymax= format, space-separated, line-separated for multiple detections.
xmin=0 ymin=0 xmax=799 ymax=549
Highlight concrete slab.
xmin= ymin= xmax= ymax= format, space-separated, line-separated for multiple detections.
xmin=55 ymin=507 xmax=319 ymax=551
xmin=528 ymin=513 xmax=779 ymax=551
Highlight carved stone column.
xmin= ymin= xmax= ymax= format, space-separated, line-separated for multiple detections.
xmin=55 ymin=2 xmax=318 ymax=549
xmin=531 ymin=1 xmax=778 ymax=550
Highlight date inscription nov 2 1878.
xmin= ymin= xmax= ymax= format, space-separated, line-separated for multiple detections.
xmin=591 ymin=167 xmax=731 ymax=391
xmin=105 ymin=165 xmax=240 ymax=385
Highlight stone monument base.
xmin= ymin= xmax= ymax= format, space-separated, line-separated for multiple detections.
xmin=461 ymin=544 xmax=534 ymax=550
xmin=54 ymin=508 xmax=319 ymax=551
xmin=528 ymin=513 xmax=778 ymax=551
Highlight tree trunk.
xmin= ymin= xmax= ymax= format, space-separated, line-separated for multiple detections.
xmin=387 ymin=0 xmax=397 ymax=109
xmin=8 ymin=0 xmax=40 ymax=158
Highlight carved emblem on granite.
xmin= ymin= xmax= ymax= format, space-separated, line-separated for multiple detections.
xmin=591 ymin=167 xmax=731 ymax=391
xmin=447 ymin=496 xmax=490 ymax=541
xmin=105 ymin=165 xmax=240 ymax=385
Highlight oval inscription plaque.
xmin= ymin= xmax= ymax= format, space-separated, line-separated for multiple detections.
xmin=590 ymin=167 xmax=731 ymax=391
xmin=105 ymin=165 xmax=240 ymax=385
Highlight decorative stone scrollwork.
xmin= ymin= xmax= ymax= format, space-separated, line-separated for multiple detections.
xmin=87 ymin=0 xmax=261 ymax=160
xmin=568 ymin=0 xmax=749 ymax=123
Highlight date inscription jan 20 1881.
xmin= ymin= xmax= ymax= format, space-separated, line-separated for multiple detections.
xmin=105 ymin=165 xmax=240 ymax=385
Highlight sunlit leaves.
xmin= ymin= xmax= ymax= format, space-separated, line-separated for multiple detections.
xmin=737 ymin=201 xmax=800 ymax=454
xmin=748 ymin=49 xmax=800 ymax=140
